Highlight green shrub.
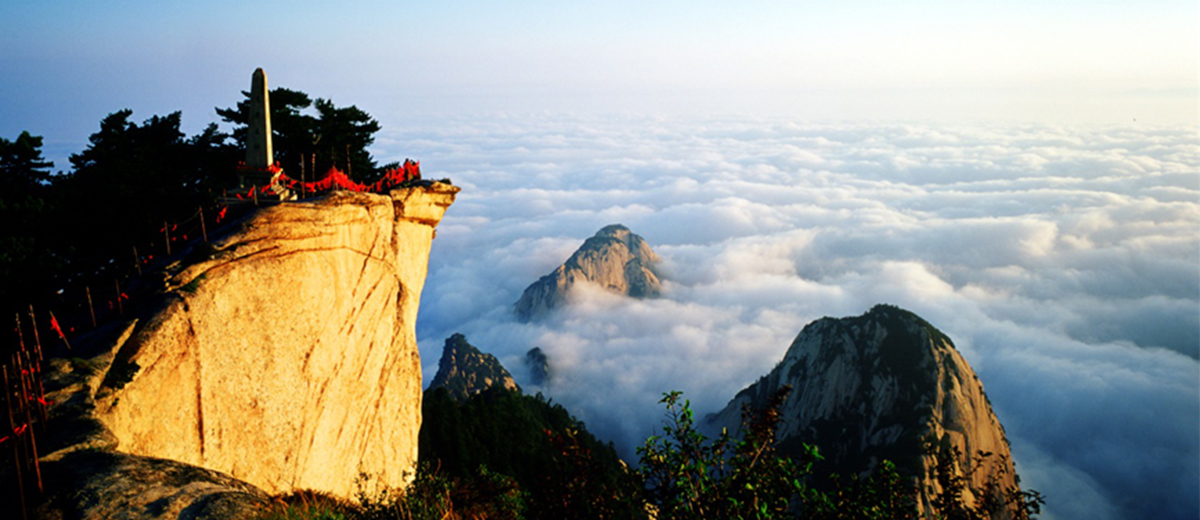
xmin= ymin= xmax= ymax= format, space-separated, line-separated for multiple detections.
xmin=639 ymin=387 xmax=818 ymax=519
xmin=179 ymin=273 xmax=206 ymax=294
xmin=639 ymin=387 xmax=931 ymax=520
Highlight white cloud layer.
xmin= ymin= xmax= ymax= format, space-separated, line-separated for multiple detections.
xmin=387 ymin=114 xmax=1199 ymax=520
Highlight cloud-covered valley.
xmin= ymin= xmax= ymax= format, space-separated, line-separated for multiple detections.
xmin=378 ymin=114 xmax=1198 ymax=520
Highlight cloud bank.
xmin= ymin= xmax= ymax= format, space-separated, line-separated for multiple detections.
xmin=385 ymin=114 xmax=1198 ymax=520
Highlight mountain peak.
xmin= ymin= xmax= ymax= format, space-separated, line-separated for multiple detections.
xmin=429 ymin=333 xmax=520 ymax=401
xmin=514 ymin=224 xmax=662 ymax=321
xmin=525 ymin=347 xmax=551 ymax=385
xmin=597 ymin=223 xmax=630 ymax=235
xmin=709 ymin=304 xmax=1023 ymax=519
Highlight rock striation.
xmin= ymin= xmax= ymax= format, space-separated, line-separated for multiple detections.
xmin=37 ymin=182 xmax=457 ymax=511
xmin=514 ymin=224 xmax=661 ymax=321
xmin=428 ymin=333 xmax=520 ymax=401
xmin=707 ymin=304 xmax=1023 ymax=519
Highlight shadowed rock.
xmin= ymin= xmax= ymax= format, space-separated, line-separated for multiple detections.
xmin=35 ymin=450 xmax=269 ymax=520
xmin=524 ymin=347 xmax=550 ymax=386
xmin=707 ymin=304 xmax=1025 ymax=520
xmin=429 ymin=333 xmax=520 ymax=401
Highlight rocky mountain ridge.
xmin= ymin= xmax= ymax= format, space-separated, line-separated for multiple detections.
xmin=514 ymin=224 xmax=662 ymax=321
xmin=428 ymin=333 xmax=520 ymax=401
xmin=707 ymin=304 xmax=1023 ymax=520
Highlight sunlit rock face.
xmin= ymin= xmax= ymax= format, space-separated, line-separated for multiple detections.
xmin=708 ymin=304 xmax=1023 ymax=520
xmin=514 ymin=224 xmax=661 ymax=321
xmin=91 ymin=183 xmax=457 ymax=499
xmin=428 ymin=333 xmax=520 ymax=401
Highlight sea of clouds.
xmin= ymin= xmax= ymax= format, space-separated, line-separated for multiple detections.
xmin=375 ymin=113 xmax=1197 ymax=520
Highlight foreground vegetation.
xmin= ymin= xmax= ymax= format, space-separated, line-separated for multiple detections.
xmin=255 ymin=387 xmax=1042 ymax=520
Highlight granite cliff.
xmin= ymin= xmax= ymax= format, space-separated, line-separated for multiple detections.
xmin=30 ymin=182 xmax=457 ymax=517
xmin=514 ymin=224 xmax=661 ymax=321
xmin=708 ymin=304 xmax=1023 ymax=520
xmin=428 ymin=333 xmax=520 ymax=401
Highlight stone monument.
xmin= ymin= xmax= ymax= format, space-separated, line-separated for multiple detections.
xmin=246 ymin=67 xmax=273 ymax=169
xmin=238 ymin=68 xmax=292 ymax=199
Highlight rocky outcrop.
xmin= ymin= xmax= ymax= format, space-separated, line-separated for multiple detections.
xmin=708 ymin=304 xmax=1022 ymax=519
xmin=38 ymin=182 xmax=456 ymax=510
xmin=5 ymin=345 xmax=271 ymax=520
xmin=428 ymin=333 xmax=520 ymax=401
xmin=514 ymin=224 xmax=661 ymax=321
xmin=524 ymin=347 xmax=550 ymax=386
xmin=37 ymin=449 xmax=270 ymax=519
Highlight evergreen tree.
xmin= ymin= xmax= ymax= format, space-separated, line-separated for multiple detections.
xmin=0 ymin=131 xmax=54 ymax=192
xmin=420 ymin=386 xmax=646 ymax=519
xmin=312 ymin=98 xmax=381 ymax=182
xmin=59 ymin=111 xmax=221 ymax=257
xmin=33 ymin=110 xmax=236 ymax=298
xmin=0 ymin=131 xmax=57 ymax=315
xmin=216 ymin=88 xmax=383 ymax=183
xmin=215 ymin=87 xmax=317 ymax=177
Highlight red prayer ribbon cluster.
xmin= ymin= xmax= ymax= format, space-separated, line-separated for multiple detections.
xmin=277 ymin=161 xmax=422 ymax=195
xmin=0 ymin=423 xmax=28 ymax=445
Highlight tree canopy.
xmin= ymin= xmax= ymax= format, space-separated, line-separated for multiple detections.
xmin=0 ymin=131 xmax=57 ymax=314
xmin=1 ymin=84 xmax=395 ymax=318
xmin=0 ymin=112 xmax=238 ymax=317
xmin=0 ymin=131 xmax=54 ymax=193
xmin=420 ymin=386 xmax=645 ymax=519
xmin=216 ymin=88 xmax=384 ymax=183
xmin=58 ymin=110 xmax=235 ymax=268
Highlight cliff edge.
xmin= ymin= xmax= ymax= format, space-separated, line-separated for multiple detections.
xmin=33 ymin=182 xmax=457 ymax=515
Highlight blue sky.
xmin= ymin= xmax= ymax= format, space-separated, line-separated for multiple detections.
xmin=2 ymin=0 xmax=1196 ymax=168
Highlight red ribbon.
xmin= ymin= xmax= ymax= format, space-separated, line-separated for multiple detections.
xmin=0 ymin=423 xmax=30 ymax=444
xmin=270 ymin=160 xmax=421 ymax=196
xmin=50 ymin=314 xmax=66 ymax=339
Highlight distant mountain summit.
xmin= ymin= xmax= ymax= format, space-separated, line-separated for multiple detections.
xmin=525 ymin=347 xmax=551 ymax=386
xmin=514 ymin=224 xmax=662 ymax=321
xmin=428 ymin=333 xmax=520 ymax=401
xmin=708 ymin=304 xmax=1025 ymax=519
